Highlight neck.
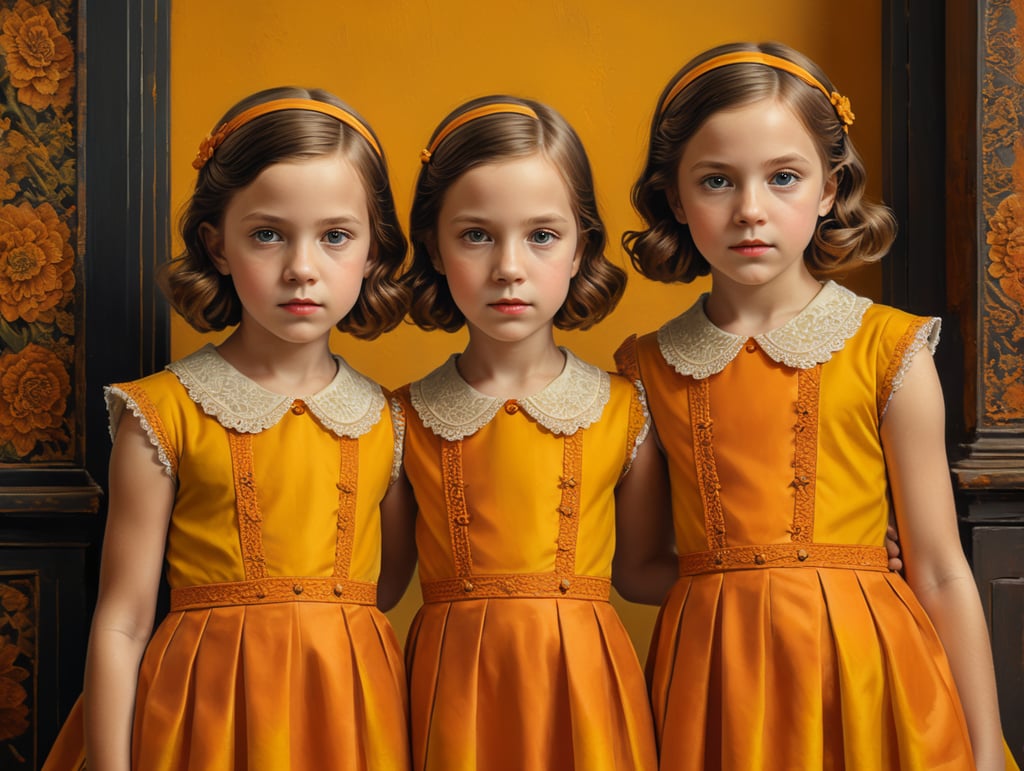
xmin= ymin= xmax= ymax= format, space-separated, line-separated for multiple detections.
xmin=215 ymin=325 xmax=337 ymax=396
xmin=704 ymin=272 xmax=823 ymax=337
xmin=457 ymin=329 xmax=565 ymax=400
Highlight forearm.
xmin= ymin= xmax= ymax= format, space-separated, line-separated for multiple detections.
xmin=83 ymin=627 xmax=149 ymax=771
xmin=612 ymin=554 xmax=678 ymax=605
xmin=911 ymin=572 xmax=1006 ymax=771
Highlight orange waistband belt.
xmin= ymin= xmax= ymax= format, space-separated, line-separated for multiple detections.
xmin=678 ymin=543 xmax=890 ymax=576
xmin=170 ymin=576 xmax=378 ymax=611
xmin=421 ymin=573 xmax=611 ymax=603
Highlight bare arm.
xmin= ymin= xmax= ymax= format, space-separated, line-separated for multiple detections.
xmin=881 ymin=350 xmax=1006 ymax=771
xmin=83 ymin=412 xmax=174 ymax=771
xmin=377 ymin=467 xmax=417 ymax=612
xmin=612 ymin=428 xmax=678 ymax=605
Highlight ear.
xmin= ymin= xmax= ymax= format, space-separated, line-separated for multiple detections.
xmin=818 ymin=172 xmax=838 ymax=217
xmin=667 ymin=186 xmax=687 ymax=225
xmin=199 ymin=222 xmax=230 ymax=275
xmin=426 ymin=235 xmax=445 ymax=275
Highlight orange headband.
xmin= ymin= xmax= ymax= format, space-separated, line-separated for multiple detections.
xmin=193 ymin=98 xmax=382 ymax=170
xmin=659 ymin=51 xmax=854 ymax=132
xmin=420 ymin=103 xmax=539 ymax=163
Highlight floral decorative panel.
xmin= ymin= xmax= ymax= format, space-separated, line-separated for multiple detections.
xmin=0 ymin=573 xmax=36 ymax=767
xmin=0 ymin=0 xmax=79 ymax=463
xmin=982 ymin=0 xmax=1024 ymax=423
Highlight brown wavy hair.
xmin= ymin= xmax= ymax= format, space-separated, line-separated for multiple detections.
xmin=623 ymin=41 xmax=897 ymax=284
xmin=162 ymin=86 xmax=408 ymax=339
xmin=404 ymin=95 xmax=625 ymax=332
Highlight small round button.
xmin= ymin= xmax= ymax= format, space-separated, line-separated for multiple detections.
xmin=504 ymin=401 xmax=519 ymax=415
xmin=291 ymin=403 xmax=306 ymax=415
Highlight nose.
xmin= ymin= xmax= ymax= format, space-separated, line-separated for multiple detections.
xmin=283 ymin=241 xmax=318 ymax=283
xmin=492 ymin=241 xmax=526 ymax=283
xmin=735 ymin=184 xmax=767 ymax=226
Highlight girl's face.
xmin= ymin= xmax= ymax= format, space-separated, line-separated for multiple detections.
xmin=432 ymin=153 xmax=581 ymax=347
xmin=669 ymin=98 xmax=836 ymax=291
xmin=202 ymin=155 xmax=371 ymax=349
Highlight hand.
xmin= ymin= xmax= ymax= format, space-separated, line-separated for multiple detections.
xmin=885 ymin=523 xmax=903 ymax=573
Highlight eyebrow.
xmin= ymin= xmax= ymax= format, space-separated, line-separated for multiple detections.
xmin=448 ymin=213 xmax=572 ymax=226
xmin=688 ymin=154 xmax=814 ymax=173
xmin=239 ymin=213 xmax=365 ymax=226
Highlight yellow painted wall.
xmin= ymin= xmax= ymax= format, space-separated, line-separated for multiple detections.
xmin=170 ymin=0 xmax=884 ymax=651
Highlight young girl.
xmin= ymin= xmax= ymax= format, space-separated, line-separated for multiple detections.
xmin=392 ymin=96 xmax=659 ymax=770
xmin=614 ymin=41 xmax=1012 ymax=770
xmin=43 ymin=87 xmax=414 ymax=771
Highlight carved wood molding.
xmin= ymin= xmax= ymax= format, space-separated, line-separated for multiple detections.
xmin=948 ymin=0 xmax=1024 ymax=489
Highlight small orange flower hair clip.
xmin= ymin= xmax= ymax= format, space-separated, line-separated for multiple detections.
xmin=829 ymin=92 xmax=855 ymax=132
xmin=193 ymin=125 xmax=230 ymax=170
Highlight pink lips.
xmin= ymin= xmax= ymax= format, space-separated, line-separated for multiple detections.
xmin=281 ymin=299 xmax=320 ymax=316
xmin=730 ymin=240 xmax=771 ymax=257
xmin=490 ymin=299 xmax=529 ymax=315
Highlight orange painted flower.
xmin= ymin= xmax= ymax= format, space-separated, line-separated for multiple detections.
xmin=0 ymin=637 xmax=28 ymax=742
xmin=987 ymin=193 xmax=1024 ymax=308
xmin=0 ymin=201 xmax=75 ymax=323
xmin=0 ymin=344 xmax=70 ymax=457
xmin=0 ymin=0 xmax=75 ymax=111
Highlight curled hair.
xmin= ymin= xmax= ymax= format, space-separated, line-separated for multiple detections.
xmin=162 ymin=86 xmax=408 ymax=339
xmin=623 ymin=42 xmax=897 ymax=284
xmin=404 ymin=95 xmax=625 ymax=332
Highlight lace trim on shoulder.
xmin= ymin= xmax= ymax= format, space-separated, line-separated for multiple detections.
xmin=880 ymin=316 xmax=941 ymax=420
xmin=656 ymin=281 xmax=872 ymax=378
xmin=167 ymin=344 xmax=384 ymax=438
xmin=104 ymin=385 xmax=175 ymax=478
xmin=409 ymin=349 xmax=610 ymax=441
xmin=388 ymin=396 xmax=406 ymax=485
xmin=621 ymin=378 xmax=651 ymax=479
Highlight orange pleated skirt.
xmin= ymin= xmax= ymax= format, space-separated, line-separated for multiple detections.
xmin=406 ymin=596 xmax=657 ymax=771
xmin=44 ymin=601 xmax=410 ymax=770
xmin=647 ymin=566 xmax=978 ymax=770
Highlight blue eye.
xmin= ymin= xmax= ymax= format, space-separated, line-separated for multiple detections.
xmin=529 ymin=230 xmax=557 ymax=245
xmin=771 ymin=171 xmax=800 ymax=186
xmin=253 ymin=229 xmax=280 ymax=243
xmin=323 ymin=229 xmax=349 ymax=245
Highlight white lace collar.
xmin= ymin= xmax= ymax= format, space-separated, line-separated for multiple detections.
xmin=657 ymin=280 xmax=872 ymax=379
xmin=167 ymin=344 xmax=385 ymax=438
xmin=409 ymin=347 xmax=610 ymax=441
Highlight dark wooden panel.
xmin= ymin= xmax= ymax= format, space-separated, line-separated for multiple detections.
xmin=0 ymin=546 xmax=87 ymax=768
xmin=991 ymin=578 xmax=1024 ymax=766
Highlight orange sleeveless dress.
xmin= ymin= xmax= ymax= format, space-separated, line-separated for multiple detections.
xmin=43 ymin=345 xmax=409 ymax=771
xmin=395 ymin=349 xmax=657 ymax=771
xmin=617 ymin=282 xmax=980 ymax=770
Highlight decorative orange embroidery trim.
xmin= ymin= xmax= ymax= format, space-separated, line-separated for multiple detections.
xmin=622 ymin=380 xmax=648 ymax=478
xmin=678 ymin=543 xmax=889 ymax=575
xmin=432 ymin=427 xmax=596 ymax=602
xmin=442 ymin=440 xmax=474 ymax=578
xmin=878 ymin=317 xmax=929 ymax=418
xmin=171 ymin=575 xmax=377 ymax=610
xmin=789 ymin=366 xmax=820 ymax=544
xmin=228 ymin=431 xmax=267 ymax=580
xmin=690 ymin=378 xmax=726 ymax=549
xmin=421 ymin=573 xmax=610 ymax=603
xmin=555 ymin=431 xmax=584 ymax=580
xmin=333 ymin=436 xmax=359 ymax=579
xmin=116 ymin=381 xmax=178 ymax=477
